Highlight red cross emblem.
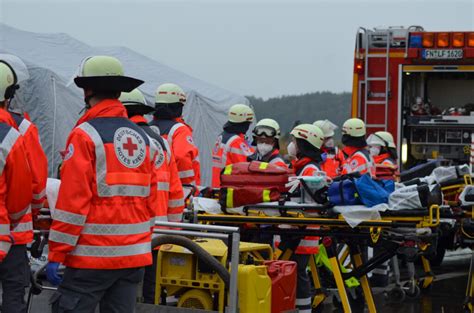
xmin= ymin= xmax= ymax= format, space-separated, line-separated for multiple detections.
xmin=122 ymin=137 xmax=138 ymax=156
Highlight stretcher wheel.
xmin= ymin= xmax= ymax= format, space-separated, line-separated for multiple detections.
xmin=403 ymin=282 xmax=420 ymax=299
xmin=418 ymin=278 xmax=433 ymax=292
xmin=384 ymin=286 xmax=405 ymax=303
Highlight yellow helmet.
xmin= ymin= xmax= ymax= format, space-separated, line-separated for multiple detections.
xmin=253 ymin=118 xmax=280 ymax=139
xmin=228 ymin=104 xmax=255 ymax=123
xmin=74 ymin=55 xmax=143 ymax=92
xmin=313 ymin=119 xmax=338 ymax=138
xmin=120 ymin=88 xmax=154 ymax=114
xmin=0 ymin=62 xmax=16 ymax=102
xmin=367 ymin=131 xmax=396 ymax=148
xmin=342 ymin=118 xmax=366 ymax=137
xmin=155 ymin=83 xmax=186 ymax=105
xmin=290 ymin=124 xmax=324 ymax=149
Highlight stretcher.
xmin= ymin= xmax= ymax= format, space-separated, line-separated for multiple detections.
xmin=186 ymin=198 xmax=444 ymax=313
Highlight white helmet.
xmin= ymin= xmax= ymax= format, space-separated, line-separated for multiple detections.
xmin=253 ymin=118 xmax=280 ymax=139
xmin=290 ymin=124 xmax=324 ymax=149
xmin=119 ymin=88 xmax=154 ymax=114
xmin=367 ymin=131 xmax=396 ymax=148
xmin=313 ymin=119 xmax=338 ymax=138
xmin=155 ymin=83 xmax=186 ymax=105
xmin=0 ymin=54 xmax=29 ymax=102
xmin=228 ymin=104 xmax=254 ymax=123
xmin=342 ymin=118 xmax=366 ymax=137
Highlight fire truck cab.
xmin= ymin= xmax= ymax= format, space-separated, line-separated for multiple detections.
xmin=352 ymin=26 xmax=474 ymax=169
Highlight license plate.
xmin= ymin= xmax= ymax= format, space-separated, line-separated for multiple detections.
xmin=422 ymin=49 xmax=463 ymax=60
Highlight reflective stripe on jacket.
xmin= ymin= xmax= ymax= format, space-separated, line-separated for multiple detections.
xmin=0 ymin=111 xmax=33 ymax=260
xmin=10 ymin=112 xmax=48 ymax=240
xmin=149 ymin=119 xmax=200 ymax=187
xmin=342 ymin=147 xmax=376 ymax=177
xmin=48 ymin=100 xmax=157 ymax=269
xmin=247 ymin=149 xmax=287 ymax=169
xmin=211 ymin=131 xmax=254 ymax=188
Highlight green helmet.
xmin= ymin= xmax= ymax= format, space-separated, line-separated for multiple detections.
xmin=74 ymin=55 xmax=143 ymax=92
xmin=0 ymin=54 xmax=29 ymax=102
xmin=228 ymin=104 xmax=254 ymax=123
xmin=253 ymin=118 xmax=281 ymax=139
xmin=155 ymin=83 xmax=186 ymax=105
xmin=342 ymin=118 xmax=366 ymax=137
xmin=0 ymin=62 xmax=16 ymax=102
xmin=291 ymin=124 xmax=324 ymax=149
xmin=119 ymin=88 xmax=154 ymax=115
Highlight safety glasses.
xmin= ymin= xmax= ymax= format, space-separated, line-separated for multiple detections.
xmin=253 ymin=126 xmax=276 ymax=137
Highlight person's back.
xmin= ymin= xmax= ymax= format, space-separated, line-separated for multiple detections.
xmin=150 ymin=83 xmax=200 ymax=187
xmin=212 ymin=104 xmax=255 ymax=187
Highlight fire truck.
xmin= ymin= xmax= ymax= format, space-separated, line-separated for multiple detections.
xmin=352 ymin=26 xmax=474 ymax=169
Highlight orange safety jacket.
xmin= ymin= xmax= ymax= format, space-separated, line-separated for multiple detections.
xmin=211 ymin=131 xmax=254 ymax=188
xmin=0 ymin=109 xmax=33 ymax=245
xmin=373 ymin=153 xmax=398 ymax=180
xmin=321 ymin=147 xmax=345 ymax=178
xmin=341 ymin=146 xmax=376 ymax=177
xmin=131 ymin=115 xmax=185 ymax=225
xmin=9 ymin=112 xmax=48 ymax=231
xmin=48 ymin=100 xmax=158 ymax=269
xmin=247 ymin=149 xmax=287 ymax=168
xmin=275 ymin=157 xmax=320 ymax=255
xmin=149 ymin=118 xmax=200 ymax=187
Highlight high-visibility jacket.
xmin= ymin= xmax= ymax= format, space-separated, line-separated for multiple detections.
xmin=247 ymin=149 xmax=287 ymax=168
xmin=341 ymin=146 xmax=376 ymax=177
xmin=373 ymin=153 xmax=398 ymax=180
xmin=48 ymin=100 xmax=158 ymax=270
xmin=131 ymin=115 xmax=185 ymax=225
xmin=9 ymin=112 xmax=48 ymax=233
xmin=321 ymin=147 xmax=344 ymax=178
xmin=211 ymin=131 xmax=254 ymax=188
xmin=0 ymin=111 xmax=33 ymax=260
xmin=149 ymin=118 xmax=200 ymax=187
xmin=275 ymin=157 xmax=320 ymax=255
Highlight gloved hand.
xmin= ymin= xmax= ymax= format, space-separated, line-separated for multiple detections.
xmin=46 ymin=262 xmax=62 ymax=286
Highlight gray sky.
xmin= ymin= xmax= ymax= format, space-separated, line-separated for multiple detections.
xmin=1 ymin=0 xmax=473 ymax=98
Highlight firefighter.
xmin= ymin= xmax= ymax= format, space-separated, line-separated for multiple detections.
xmin=0 ymin=57 xmax=34 ymax=313
xmin=119 ymin=88 xmax=185 ymax=304
xmin=340 ymin=118 xmax=376 ymax=176
xmin=247 ymin=118 xmax=286 ymax=167
xmin=0 ymin=54 xmax=48 ymax=228
xmin=47 ymin=56 xmax=158 ymax=312
xmin=211 ymin=104 xmax=255 ymax=187
xmin=367 ymin=131 xmax=398 ymax=180
xmin=313 ymin=119 xmax=344 ymax=178
xmin=149 ymin=83 xmax=200 ymax=190
xmin=278 ymin=123 xmax=325 ymax=313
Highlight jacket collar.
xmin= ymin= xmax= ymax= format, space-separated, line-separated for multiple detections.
xmin=75 ymin=99 xmax=127 ymax=127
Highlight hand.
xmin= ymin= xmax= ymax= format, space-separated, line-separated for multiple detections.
xmin=46 ymin=262 xmax=62 ymax=286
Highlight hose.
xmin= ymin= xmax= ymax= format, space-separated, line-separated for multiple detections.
xmin=152 ymin=235 xmax=231 ymax=288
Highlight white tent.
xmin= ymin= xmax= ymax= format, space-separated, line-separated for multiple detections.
xmin=0 ymin=23 xmax=248 ymax=186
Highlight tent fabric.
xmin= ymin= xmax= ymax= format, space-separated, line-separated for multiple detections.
xmin=0 ymin=23 xmax=248 ymax=185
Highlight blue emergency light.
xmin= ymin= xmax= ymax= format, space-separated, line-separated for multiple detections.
xmin=409 ymin=34 xmax=422 ymax=48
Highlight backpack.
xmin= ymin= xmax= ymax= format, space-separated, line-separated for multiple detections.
xmin=219 ymin=161 xmax=292 ymax=209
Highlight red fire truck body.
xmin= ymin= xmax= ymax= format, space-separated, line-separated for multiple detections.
xmin=352 ymin=26 xmax=474 ymax=169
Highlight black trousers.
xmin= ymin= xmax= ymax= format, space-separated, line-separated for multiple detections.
xmin=50 ymin=267 xmax=145 ymax=313
xmin=142 ymin=250 xmax=158 ymax=304
xmin=0 ymin=244 xmax=30 ymax=313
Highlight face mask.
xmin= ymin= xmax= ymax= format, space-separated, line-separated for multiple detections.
xmin=324 ymin=138 xmax=335 ymax=148
xmin=369 ymin=146 xmax=381 ymax=157
xmin=287 ymin=142 xmax=297 ymax=157
xmin=257 ymin=143 xmax=273 ymax=156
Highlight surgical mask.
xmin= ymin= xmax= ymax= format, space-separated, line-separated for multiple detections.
xmin=257 ymin=143 xmax=273 ymax=156
xmin=287 ymin=142 xmax=297 ymax=157
xmin=324 ymin=138 xmax=335 ymax=148
xmin=369 ymin=146 xmax=381 ymax=157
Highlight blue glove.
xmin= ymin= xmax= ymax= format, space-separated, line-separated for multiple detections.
xmin=46 ymin=262 xmax=62 ymax=286
xmin=321 ymin=152 xmax=327 ymax=162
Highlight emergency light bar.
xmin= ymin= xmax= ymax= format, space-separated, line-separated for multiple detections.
xmin=410 ymin=32 xmax=474 ymax=48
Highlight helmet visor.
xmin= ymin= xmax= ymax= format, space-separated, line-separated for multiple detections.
xmin=253 ymin=126 xmax=276 ymax=137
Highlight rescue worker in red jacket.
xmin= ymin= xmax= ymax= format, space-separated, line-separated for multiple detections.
xmin=0 ymin=54 xmax=48 ymax=227
xmin=247 ymin=118 xmax=286 ymax=168
xmin=367 ymin=131 xmax=398 ymax=181
xmin=120 ymin=88 xmax=185 ymax=304
xmin=340 ymin=118 xmax=376 ymax=176
xmin=278 ymin=123 xmax=325 ymax=313
xmin=211 ymin=104 xmax=255 ymax=187
xmin=149 ymin=83 xmax=200 ymax=189
xmin=47 ymin=56 xmax=158 ymax=313
xmin=313 ymin=119 xmax=344 ymax=178
xmin=0 ymin=58 xmax=34 ymax=313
